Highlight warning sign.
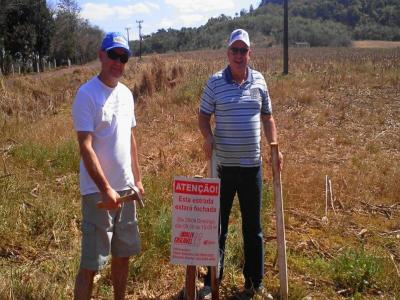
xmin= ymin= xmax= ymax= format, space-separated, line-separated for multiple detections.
xmin=170 ymin=176 xmax=220 ymax=266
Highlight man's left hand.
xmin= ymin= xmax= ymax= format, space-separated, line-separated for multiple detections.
xmin=136 ymin=181 xmax=145 ymax=195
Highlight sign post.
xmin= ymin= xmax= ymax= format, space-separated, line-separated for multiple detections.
xmin=185 ymin=265 xmax=197 ymax=300
xmin=171 ymin=176 xmax=220 ymax=299
xmin=270 ymin=143 xmax=288 ymax=300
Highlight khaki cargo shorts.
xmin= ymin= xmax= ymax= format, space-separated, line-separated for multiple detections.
xmin=79 ymin=190 xmax=141 ymax=271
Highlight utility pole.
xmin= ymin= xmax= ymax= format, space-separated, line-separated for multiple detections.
xmin=125 ymin=27 xmax=131 ymax=43
xmin=125 ymin=27 xmax=131 ymax=53
xmin=136 ymin=20 xmax=143 ymax=59
xmin=283 ymin=0 xmax=289 ymax=75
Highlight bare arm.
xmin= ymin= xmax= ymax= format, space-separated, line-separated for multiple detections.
xmin=198 ymin=112 xmax=214 ymax=159
xmin=130 ymin=128 xmax=144 ymax=195
xmin=261 ymin=114 xmax=283 ymax=170
xmin=261 ymin=113 xmax=278 ymax=144
xmin=77 ymin=131 xmax=119 ymax=209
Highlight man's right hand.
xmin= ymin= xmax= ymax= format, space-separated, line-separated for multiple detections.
xmin=98 ymin=187 xmax=120 ymax=210
xmin=203 ymin=136 xmax=214 ymax=159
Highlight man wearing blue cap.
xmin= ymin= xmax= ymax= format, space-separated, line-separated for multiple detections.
xmin=72 ymin=32 xmax=144 ymax=300
xmin=198 ymin=29 xmax=282 ymax=299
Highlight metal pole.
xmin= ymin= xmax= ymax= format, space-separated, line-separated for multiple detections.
xmin=270 ymin=143 xmax=288 ymax=300
xmin=283 ymin=0 xmax=289 ymax=75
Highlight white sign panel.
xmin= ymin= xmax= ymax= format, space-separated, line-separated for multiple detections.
xmin=170 ymin=176 xmax=220 ymax=266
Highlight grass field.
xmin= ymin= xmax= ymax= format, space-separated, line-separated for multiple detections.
xmin=0 ymin=46 xmax=399 ymax=299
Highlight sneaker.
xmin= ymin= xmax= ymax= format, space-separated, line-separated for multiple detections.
xmin=255 ymin=286 xmax=273 ymax=300
xmin=244 ymin=286 xmax=273 ymax=300
xmin=199 ymin=285 xmax=212 ymax=300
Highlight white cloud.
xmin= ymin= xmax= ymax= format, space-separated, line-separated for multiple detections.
xmin=179 ymin=14 xmax=207 ymax=27
xmin=157 ymin=14 xmax=208 ymax=30
xmin=147 ymin=2 xmax=160 ymax=10
xmin=81 ymin=2 xmax=158 ymax=21
xmin=159 ymin=18 xmax=175 ymax=29
xmin=165 ymin=0 xmax=234 ymax=13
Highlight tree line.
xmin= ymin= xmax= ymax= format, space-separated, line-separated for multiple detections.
xmin=132 ymin=0 xmax=400 ymax=55
xmin=0 ymin=0 xmax=103 ymax=75
xmin=266 ymin=0 xmax=400 ymax=40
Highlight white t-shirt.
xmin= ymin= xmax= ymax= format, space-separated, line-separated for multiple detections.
xmin=72 ymin=76 xmax=136 ymax=195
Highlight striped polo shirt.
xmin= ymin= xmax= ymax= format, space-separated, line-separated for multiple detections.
xmin=199 ymin=66 xmax=272 ymax=167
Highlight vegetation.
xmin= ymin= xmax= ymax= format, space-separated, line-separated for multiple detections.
xmin=0 ymin=45 xmax=399 ymax=299
xmin=133 ymin=0 xmax=400 ymax=54
xmin=331 ymin=248 xmax=383 ymax=297
xmin=1 ymin=0 xmax=399 ymax=71
xmin=0 ymin=0 xmax=103 ymax=75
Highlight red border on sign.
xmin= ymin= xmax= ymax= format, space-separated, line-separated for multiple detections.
xmin=174 ymin=180 xmax=219 ymax=196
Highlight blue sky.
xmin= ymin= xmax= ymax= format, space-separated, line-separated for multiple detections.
xmin=74 ymin=0 xmax=261 ymax=40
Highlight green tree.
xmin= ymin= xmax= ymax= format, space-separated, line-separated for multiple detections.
xmin=51 ymin=0 xmax=103 ymax=65
xmin=75 ymin=20 xmax=103 ymax=63
xmin=51 ymin=0 xmax=80 ymax=64
xmin=2 ymin=0 xmax=53 ymax=73
xmin=249 ymin=4 xmax=255 ymax=14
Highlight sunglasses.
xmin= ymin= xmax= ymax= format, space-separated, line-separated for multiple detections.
xmin=106 ymin=50 xmax=129 ymax=64
xmin=230 ymin=47 xmax=249 ymax=55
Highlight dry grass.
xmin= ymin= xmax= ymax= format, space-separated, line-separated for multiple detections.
xmin=0 ymin=46 xmax=399 ymax=299
xmin=352 ymin=40 xmax=400 ymax=48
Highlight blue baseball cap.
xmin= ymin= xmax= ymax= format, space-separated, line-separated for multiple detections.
xmin=101 ymin=32 xmax=132 ymax=56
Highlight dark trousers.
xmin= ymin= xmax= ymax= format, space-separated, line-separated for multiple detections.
xmin=205 ymin=165 xmax=264 ymax=289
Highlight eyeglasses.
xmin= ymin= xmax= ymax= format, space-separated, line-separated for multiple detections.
xmin=106 ymin=50 xmax=129 ymax=64
xmin=229 ymin=47 xmax=249 ymax=55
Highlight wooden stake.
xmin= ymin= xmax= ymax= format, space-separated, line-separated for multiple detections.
xmin=270 ymin=143 xmax=288 ymax=300
xmin=185 ymin=266 xmax=197 ymax=300
xmin=208 ymin=151 xmax=219 ymax=300
xmin=328 ymin=179 xmax=336 ymax=214
xmin=210 ymin=267 xmax=219 ymax=300
xmin=325 ymin=175 xmax=329 ymax=216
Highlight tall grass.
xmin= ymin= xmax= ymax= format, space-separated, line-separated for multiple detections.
xmin=11 ymin=139 xmax=79 ymax=175
xmin=0 ymin=47 xmax=399 ymax=299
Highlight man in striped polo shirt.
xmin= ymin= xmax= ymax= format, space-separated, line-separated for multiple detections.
xmin=198 ymin=29 xmax=282 ymax=298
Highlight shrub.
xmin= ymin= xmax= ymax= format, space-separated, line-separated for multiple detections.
xmin=331 ymin=248 xmax=382 ymax=296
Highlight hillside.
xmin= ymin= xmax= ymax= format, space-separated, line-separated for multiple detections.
xmin=132 ymin=0 xmax=400 ymax=55
xmin=262 ymin=0 xmax=400 ymax=39
xmin=0 ymin=47 xmax=399 ymax=299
